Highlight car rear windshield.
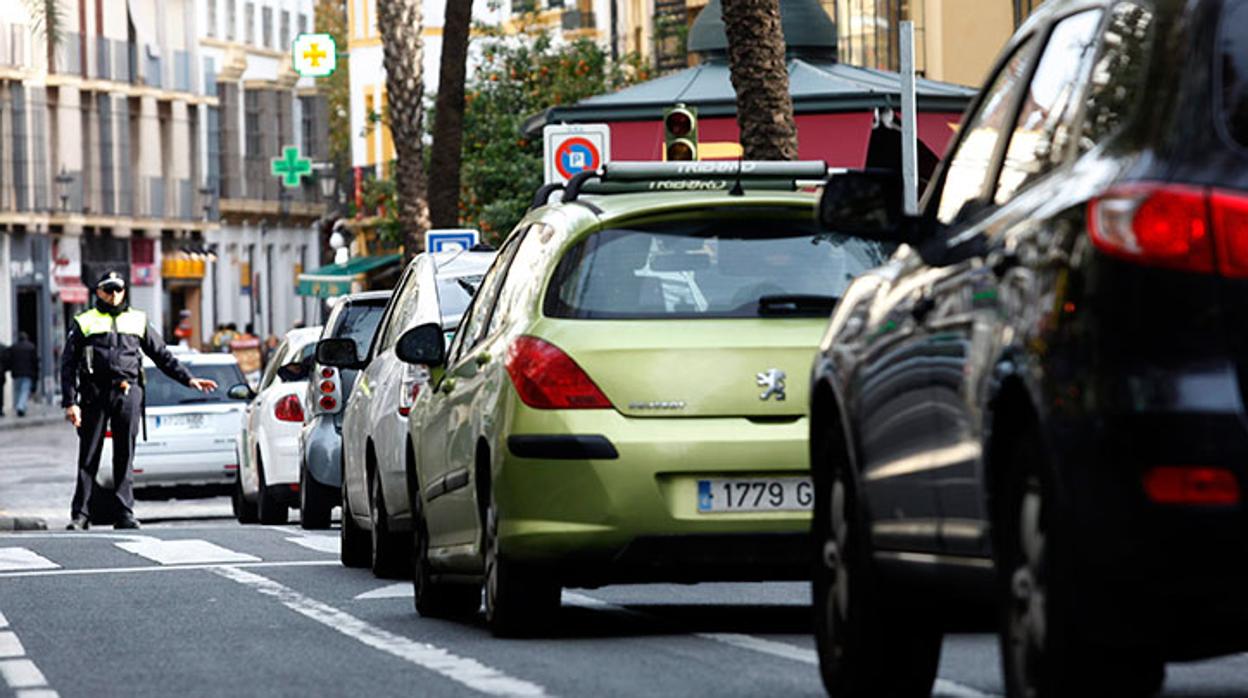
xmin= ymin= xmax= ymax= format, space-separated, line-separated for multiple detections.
xmin=544 ymin=218 xmax=892 ymax=320
xmin=333 ymin=301 xmax=386 ymax=361
xmin=436 ymin=274 xmax=484 ymax=322
xmin=144 ymin=363 xmax=246 ymax=407
xmin=1221 ymin=0 xmax=1248 ymax=148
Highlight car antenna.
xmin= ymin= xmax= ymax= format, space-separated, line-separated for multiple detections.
xmin=729 ymin=157 xmax=745 ymax=197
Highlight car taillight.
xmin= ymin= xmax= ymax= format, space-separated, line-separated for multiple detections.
xmin=319 ymin=380 xmax=335 ymax=394
xmin=319 ymin=395 xmax=337 ymax=410
xmin=320 ymin=368 xmax=334 ymax=379
xmin=1212 ymin=190 xmax=1248 ymax=278
xmin=104 ymin=430 xmax=112 ymax=438
xmin=398 ymin=364 xmax=428 ymax=417
xmin=505 ymin=336 xmax=611 ymax=409
xmin=313 ymin=366 xmax=341 ymax=415
xmin=1088 ymin=184 xmax=1214 ymax=273
xmin=274 ymin=394 xmax=305 ymax=422
xmin=1143 ymin=466 xmax=1240 ymax=506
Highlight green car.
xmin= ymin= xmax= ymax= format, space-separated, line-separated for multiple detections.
xmin=396 ymin=162 xmax=890 ymax=635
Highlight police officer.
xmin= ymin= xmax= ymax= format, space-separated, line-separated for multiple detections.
xmin=61 ymin=270 xmax=218 ymax=530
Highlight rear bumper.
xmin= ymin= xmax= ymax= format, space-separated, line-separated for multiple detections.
xmin=132 ymin=448 xmax=238 ymax=488
xmin=301 ymin=417 xmax=342 ymax=488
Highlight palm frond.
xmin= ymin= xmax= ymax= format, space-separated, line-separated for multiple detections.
xmin=22 ymin=0 xmax=64 ymax=50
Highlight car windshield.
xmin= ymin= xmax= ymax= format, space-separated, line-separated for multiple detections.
xmin=1221 ymin=0 xmax=1248 ymax=148
xmin=545 ymin=218 xmax=892 ymax=319
xmin=436 ymin=274 xmax=484 ymax=321
xmin=334 ymin=301 xmax=386 ymax=362
xmin=144 ymin=363 xmax=246 ymax=407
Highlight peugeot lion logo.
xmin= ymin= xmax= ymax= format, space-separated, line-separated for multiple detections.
xmin=756 ymin=369 xmax=786 ymax=401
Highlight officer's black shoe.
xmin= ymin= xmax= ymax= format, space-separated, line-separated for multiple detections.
xmin=114 ymin=515 xmax=141 ymax=530
xmin=66 ymin=516 xmax=90 ymax=531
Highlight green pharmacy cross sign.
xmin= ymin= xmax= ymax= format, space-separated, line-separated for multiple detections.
xmin=272 ymin=146 xmax=312 ymax=188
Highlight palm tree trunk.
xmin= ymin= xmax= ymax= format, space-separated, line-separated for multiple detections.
xmin=428 ymin=0 xmax=474 ymax=230
xmin=721 ymin=0 xmax=798 ymax=160
xmin=376 ymin=0 xmax=431 ymax=262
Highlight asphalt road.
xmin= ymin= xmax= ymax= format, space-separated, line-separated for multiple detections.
xmin=2 ymin=425 xmax=1247 ymax=697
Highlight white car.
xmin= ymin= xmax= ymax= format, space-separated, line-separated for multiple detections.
xmin=330 ymin=250 xmax=494 ymax=576
xmin=96 ymin=352 xmax=250 ymax=496
xmin=233 ymin=326 xmax=323 ymax=525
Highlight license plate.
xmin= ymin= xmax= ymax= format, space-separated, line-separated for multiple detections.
xmin=156 ymin=414 xmax=205 ymax=430
xmin=697 ymin=477 xmax=813 ymax=513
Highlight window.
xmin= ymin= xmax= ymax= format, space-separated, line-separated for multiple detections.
xmin=244 ymin=90 xmax=262 ymax=158
xmin=226 ymin=0 xmax=237 ymax=40
xmin=207 ymin=0 xmax=218 ymax=38
xmin=456 ymin=231 xmax=525 ymax=357
xmin=297 ymin=13 xmax=309 ymax=35
xmin=334 ymin=300 xmax=387 ymax=362
xmin=1219 ymin=0 xmax=1248 ymax=149
xmin=280 ymin=10 xmax=291 ymax=49
xmin=262 ymin=6 xmax=273 ymax=48
xmin=1078 ymin=2 xmax=1155 ymax=152
xmin=245 ymin=2 xmax=255 ymax=45
xmin=146 ymin=363 xmax=245 ymax=406
xmin=379 ymin=263 xmax=424 ymax=351
xmin=935 ymin=39 xmax=1037 ymax=225
xmin=995 ymin=10 xmax=1103 ymax=204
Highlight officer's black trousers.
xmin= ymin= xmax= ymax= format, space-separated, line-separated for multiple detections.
xmin=70 ymin=386 xmax=143 ymax=520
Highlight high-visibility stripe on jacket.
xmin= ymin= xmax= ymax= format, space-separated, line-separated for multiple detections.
xmin=74 ymin=307 xmax=148 ymax=337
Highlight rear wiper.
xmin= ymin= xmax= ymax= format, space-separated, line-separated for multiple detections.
xmin=757 ymin=294 xmax=840 ymax=317
xmin=456 ymin=278 xmax=478 ymax=296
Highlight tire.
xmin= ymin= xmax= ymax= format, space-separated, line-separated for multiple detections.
xmin=233 ymin=473 xmax=259 ymax=524
xmin=299 ymin=464 xmax=334 ymax=530
xmin=813 ymin=450 xmax=942 ymax=698
xmin=484 ymin=499 xmax=560 ymax=638
xmin=412 ymin=490 xmax=480 ymax=618
xmin=340 ymin=475 xmax=372 ymax=568
xmin=370 ymin=467 xmax=411 ymax=579
xmin=997 ymin=429 xmax=1165 ymax=698
xmin=256 ymin=455 xmax=289 ymax=525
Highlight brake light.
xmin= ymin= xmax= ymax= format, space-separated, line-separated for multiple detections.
xmin=1212 ymin=190 xmax=1248 ymax=278
xmin=505 ymin=336 xmax=611 ymax=409
xmin=313 ymin=366 xmax=341 ymax=415
xmin=320 ymin=368 xmax=334 ymax=379
xmin=398 ymin=364 xmax=428 ymax=417
xmin=104 ymin=430 xmax=112 ymax=438
xmin=274 ymin=394 xmax=305 ymax=422
xmin=319 ymin=380 xmax=335 ymax=394
xmin=1089 ymin=184 xmax=1213 ymax=273
xmin=1143 ymin=466 xmax=1240 ymax=506
xmin=319 ymin=395 xmax=337 ymax=410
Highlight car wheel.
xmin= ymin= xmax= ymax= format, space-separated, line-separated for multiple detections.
xmin=998 ymin=429 xmax=1164 ymax=698
xmin=340 ymin=476 xmax=371 ymax=568
xmin=256 ymin=455 xmax=288 ymax=525
xmin=369 ymin=467 xmax=411 ymax=579
xmin=813 ymin=454 xmax=941 ymax=697
xmin=484 ymin=499 xmax=560 ymax=638
xmin=412 ymin=491 xmax=480 ymax=618
xmin=233 ymin=473 xmax=258 ymax=524
xmin=299 ymin=464 xmax=334 ymax=530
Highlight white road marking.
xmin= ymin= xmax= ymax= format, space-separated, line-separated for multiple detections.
xmin=0 ymin=659 xmax=46 ymax=689
xmin=0 ymin=632 xmax=25 ymax=659
xmin=115 ymin=539 xmax=261 ymax=565
xmin=0 ymin=549 xmax=59 ymax=573
xmin=16 ymin=689 xmax=60 ymax=698
xmin=563 ymin=592 xmax=1001 ymax=698
xmin=0 ymin=612 xmax=8 ymax=628
xmin=355 ymin=583 xmax=411 ymax=600
xmin=0 ymin=559 xmax=336 ymax=579
xmin=212 ymin=566 xmax=548 ymax=697
xmin=286 ymin=535 xmax=340 ymax=554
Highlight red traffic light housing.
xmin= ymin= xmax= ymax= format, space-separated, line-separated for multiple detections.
xmin=663 ymin=103 xmax=698 ymax=162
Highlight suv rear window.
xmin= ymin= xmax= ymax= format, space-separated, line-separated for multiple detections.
xmin=333 ymin=301 xmax=386 ymax=361
xmin=145 ymin=363 xmax=246 ymax=407
xmin=1221 ymin=0 xmax=1248 ymax=148
xmin=544 ymin=218 xmax=891 ymax=320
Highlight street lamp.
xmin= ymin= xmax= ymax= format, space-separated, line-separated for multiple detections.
xmin=54 ymin=166 xmax=73 ymax=213
xmin=317 ymin=165 xmax=337 ymax=203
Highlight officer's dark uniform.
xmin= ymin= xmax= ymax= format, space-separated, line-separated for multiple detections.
xmin=61 ymin=274 xmax=195 ymax=527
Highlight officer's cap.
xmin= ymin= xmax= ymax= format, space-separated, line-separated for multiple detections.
xmin=96 ymin=270 xmax=126 ymax=292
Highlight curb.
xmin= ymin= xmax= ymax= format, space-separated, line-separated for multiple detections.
xmin=0 ymin=516 xmax=49 ymax=531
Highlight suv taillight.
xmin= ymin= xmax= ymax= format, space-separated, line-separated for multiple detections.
xmin=312 ymin=365 xmax=342 ymax=415
xmin=505 ymin=336 xmax=611 ymax=409
xmin=1088 ymin=184 xmax=1248 ymax=276
xmin=275 ymin=394 xmax=305 ymax=422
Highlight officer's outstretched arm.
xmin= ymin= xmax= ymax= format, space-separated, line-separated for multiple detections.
xmin=141 ymin=323 xmax=196 ymax=386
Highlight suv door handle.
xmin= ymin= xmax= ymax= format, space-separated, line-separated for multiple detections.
xmin=475 ymin=351 xmax=492 ymax=367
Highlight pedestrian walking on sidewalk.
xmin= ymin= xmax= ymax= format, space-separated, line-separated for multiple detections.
xmin=60 ymin=271 xmax=219 ymax=530
xmin=9 ymin=332 xmax=39 ymax=417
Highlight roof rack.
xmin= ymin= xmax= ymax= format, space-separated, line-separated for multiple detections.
xmin=560 ymin=160 xmax=836 ymax=203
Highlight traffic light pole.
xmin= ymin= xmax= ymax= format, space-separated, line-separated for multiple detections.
xmin=900 ymin=21 xmax=919 ymax=216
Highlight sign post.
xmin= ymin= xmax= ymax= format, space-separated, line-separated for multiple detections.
xmin=543 ymin=124 xmax=611 ymax=184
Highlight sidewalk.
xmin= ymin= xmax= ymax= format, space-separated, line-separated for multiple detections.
xmin=0 ymin=402 xmax=63 ymax=432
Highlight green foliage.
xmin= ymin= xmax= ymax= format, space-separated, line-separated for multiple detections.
xmin=459 ymin=31 xmax=647 ymax=242
xmin=360 ymin=174 xmax=403 ymax=246
xmin=22 ymin=0 xmax=63 ymax=50
xmin=315 ymin=0 xmax=352 ymax=169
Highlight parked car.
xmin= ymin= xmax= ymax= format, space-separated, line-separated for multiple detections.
xmin=298 ymin=292 xmax=390 ymax=530
xmin=808 ymin=1 xmax=1248 ymax=695
xmin=325 ymin=249 xmax=495 ymax=575
xmin=373 ymin=162 xmax=891 ymax=634
xmin=232 ymin=326 xmax=322 ymax=525
xmin=96 ymin=351 xmax=249 ymax=498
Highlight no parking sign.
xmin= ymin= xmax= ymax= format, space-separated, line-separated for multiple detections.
xmin=543 ymin=124 xmax=611 ymax=184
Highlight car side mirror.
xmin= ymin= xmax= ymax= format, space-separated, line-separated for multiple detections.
xmin=316 ymin=337 xmax=364 ymax=369
xmin=820 ymin=170 xmax=916 ymax=244
xmin=396 ymin=323 xmax=446 ymax=367
xmin=227 ymin=383 xmax=255 ymax=401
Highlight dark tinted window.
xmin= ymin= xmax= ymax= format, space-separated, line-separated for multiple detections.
xmin=1221 ymin=0 xmax=1248 ymax=148
xmin=545 ymin=220 xmax=891 ymax=320
xmin=333 ymin=301 xmax=386 ymax=362
xmin=1079 ymin=1 xmax=1155 ymax=152
xmin=145 ymin=362 xmax=246 ymax=407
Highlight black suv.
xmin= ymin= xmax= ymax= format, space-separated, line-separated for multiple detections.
xmin=809 ymin=0 xmax=1247 ymax=696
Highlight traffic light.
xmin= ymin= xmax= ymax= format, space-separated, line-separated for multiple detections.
xmin=663 ymin=103 xmax=698 ymax=161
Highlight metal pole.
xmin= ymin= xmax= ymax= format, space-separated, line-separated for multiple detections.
xmin=900 ymin=21 xmax=918 ymax=216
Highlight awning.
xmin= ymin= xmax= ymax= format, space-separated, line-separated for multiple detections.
xmin=296 ymin=254 xmax=401 ymax=298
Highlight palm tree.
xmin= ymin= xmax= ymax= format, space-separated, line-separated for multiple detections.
xmin=23 ymin=0 xmax=63 ymax=66
xmin=720 ymin=0 xmax=798 ymax=160
xmin=376 ymin=0 xmax=431 ymax=262
xmin=428 ymin=0 xmax=474 ymax=229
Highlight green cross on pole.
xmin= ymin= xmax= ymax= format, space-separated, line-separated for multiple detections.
xmin=271 ymin=146 xmax=312 ymax=188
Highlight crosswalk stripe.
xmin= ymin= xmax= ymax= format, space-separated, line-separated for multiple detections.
xmin=285 ymin=536 xmax=339 ymax=554
xmin=355 ymin=583 xmax=411 ymax=600
xmin=0 ymin=659 xmax=46 ymax=689
xmin=0 ymin=632 xmax=24 ymax=659
xmin=0 ymin=549 xmax=59 ymax=573
xmin=0 ymin=612 xmax=8 ymax=629
xmin=115 ymin=539 xmax=261 ymax=565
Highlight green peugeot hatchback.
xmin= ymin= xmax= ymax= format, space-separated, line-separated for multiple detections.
xmin=395 ymin=162 xmax=891 ymax=635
